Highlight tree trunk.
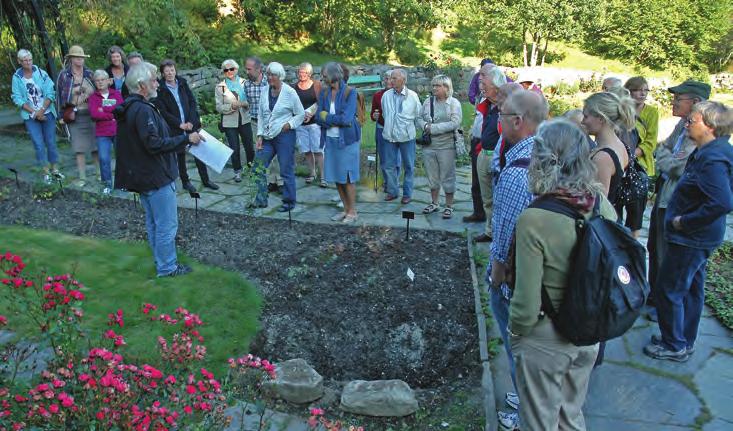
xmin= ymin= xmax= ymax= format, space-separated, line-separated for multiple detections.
xmin=1 ymin=0 xmax=33 ymax=51
xmin=522 ymin=27 xmax=528 ymax=67
xmin=540 ymin=36 xmax=550 ymax=66
xmin=29 ymin=0 xmax=57 ymax=79
xmin=48 ymin=0 xmax=68 ymax=61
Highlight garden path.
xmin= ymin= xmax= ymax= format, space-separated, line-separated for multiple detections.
xmin=2 ymin=130 xmax=732 ymax=430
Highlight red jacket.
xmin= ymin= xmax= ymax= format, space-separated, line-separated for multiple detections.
xmin=89 ymin=89 xmax=124 ymax=137
xmin=371 ymin=89 xmax=387 ymax=127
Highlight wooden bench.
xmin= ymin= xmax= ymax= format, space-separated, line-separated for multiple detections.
xmin=347 ymin=75 xmax=382 ymax=96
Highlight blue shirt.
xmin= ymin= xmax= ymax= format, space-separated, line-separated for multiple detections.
xmin=165 ymin=80 xmax=185 ymax=124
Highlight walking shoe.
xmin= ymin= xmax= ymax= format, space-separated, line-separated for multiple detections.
xmin=267 ymin=182 xmax=279 ymax=192
xmin=643 ymin=342 xmax=689 ymax=362
xmin=474 ymin=233 xmax=493 ymax=243
xmin=505 ymin=392 xmax=520 ymax=410
xmin=462 ymin=213 xmax=486 ymax=223
xmin=384 ymin=194 xmax=398 ymax=202
xmin=498 ymin=411 xmax=520 ymax=430
xmin=102 ymin=187 xmax=112 ymax=196
xmin=330 ymin=212 xmax=347 ymax=222
xmin=43 ymin=174 xmax=53 ymax=185
xmin=401 ymin=196 xmax=412 ymax=204
xmin=182 ymin=181 xmax=197 ymax=193
xmin=342 ymin=214 xmax=358 ymax=224
xmin=234 ymin=172 xmax=242 ymax=183
xmin=158 ymin=264 xmax=193 ymax=278
xmin=650 ymin=334 xmax=695 ymax=355
xmin=277 ymin=203 xmax=294 ymax=212
xmin=51 ymin=170 xmax=65 ymax=180
xmin=247 ymin=201 xmax=268 ymax=209
xmin=202 ymin=181 xmax=220 ymax=190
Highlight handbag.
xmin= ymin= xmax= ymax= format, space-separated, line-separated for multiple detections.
xmin=62 ymin=103 xmax=77 ymax=123
xmin=617 ymin=142 xmax=649 ymax=205
xmin=416 ymin=96 xmax=433 ymax=146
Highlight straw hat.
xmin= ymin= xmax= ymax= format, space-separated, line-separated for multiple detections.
xmin=66 ymin=45 xmax=89 ymax=58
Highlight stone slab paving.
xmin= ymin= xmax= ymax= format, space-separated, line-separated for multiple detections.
xmin=3 ymin=130 xmax=733 ymax=430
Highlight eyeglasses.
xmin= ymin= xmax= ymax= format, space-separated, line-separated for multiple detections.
xmin=223 ymin=67 xmax=236 ymax=72
xmin=685 ymin=117 xmax=704 ymax=126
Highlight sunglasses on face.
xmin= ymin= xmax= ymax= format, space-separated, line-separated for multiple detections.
xmin=223 ymin=67 xmax=236 ymax=72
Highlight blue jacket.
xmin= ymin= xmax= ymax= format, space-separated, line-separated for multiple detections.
xmin=665 ymin=135 xmax=733 ymax=250
xmin=11 ymin=65 xmax=57 ymax=120
xmin=314 ymin=82 xmax=360 ymax=148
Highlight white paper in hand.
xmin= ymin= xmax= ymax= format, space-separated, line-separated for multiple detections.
xmin=188 ymin=130 xmax=233 ymax=174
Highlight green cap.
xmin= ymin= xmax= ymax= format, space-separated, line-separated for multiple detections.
xmin=667 ymin=79 xmax=711 ymax=100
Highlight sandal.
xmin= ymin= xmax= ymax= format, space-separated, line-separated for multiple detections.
xmin=442 ymin=206 xmax=454 ymax=219
xmin=423 ymin=202 xmax=440 ymax=214
xmin=305 ymin=175 xmax=315 ymax=184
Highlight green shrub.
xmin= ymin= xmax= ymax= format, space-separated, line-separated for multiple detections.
xmin=548 ymin=98 xmax=578 ymax=118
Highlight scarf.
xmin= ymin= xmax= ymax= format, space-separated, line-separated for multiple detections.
xmin=545 ymin=188 xmax=596 ymax=213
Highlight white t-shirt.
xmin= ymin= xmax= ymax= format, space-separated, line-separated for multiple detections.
xmin=326 ymin=101 xmax=339 ymax=138
xmin=23 ymin=77 xmax=49 ymax=113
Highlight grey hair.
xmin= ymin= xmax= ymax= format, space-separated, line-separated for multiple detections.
xmin=529 ymin=119 xmax=602 ymax=196
xmin=692 ymin=101 xmax=733 ymax=137
xmin=266 ymin=62 xmax=286 ymax=80
xmin=584 ymin=91 xmax=636 ymax=132
xmin=93 ymin=69 xmax=109 ymax=81
xmin=503 ymin=90 xmax=549 ymax=125
xmin=125 ymin=62 xmax=157 ymax=94
xmin=498 ymin=82 xmax=523 ymax=100
xmin=221 ymin=59 xmax=239 ymax=70
xmin=298 ymin=62 xmax=313 ymax=75
xmin=392 ymin=68 xmax=408 ymax=83
xmin=17 ymin=49 xmax=32 ymax=61
xmin=127 ymin=51 xmax=144 ymax=61
xmin=602 ymin=77 xmax=622 ymax=90
xmin=431 ymin=74 xmax=454 ymax=98
xmin=481 ymin=65 xmax=507 ymax=88
xmin=322 ymin=62 xmax=344 ymax=84
xmin=562 ymin=109 xmax=584 ymax=126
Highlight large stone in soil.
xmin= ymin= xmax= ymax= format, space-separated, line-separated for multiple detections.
xmin=264 ymin=358 xmax=324 ymax=404
xmin=340 ymin=379 xmax=418 ymax=417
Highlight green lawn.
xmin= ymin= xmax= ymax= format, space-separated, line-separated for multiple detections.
xmin=0 ymin=226 xmax=262 ymax=376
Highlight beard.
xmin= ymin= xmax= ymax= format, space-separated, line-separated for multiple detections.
xmin=147 ymin=89 xmax=158 ymax=99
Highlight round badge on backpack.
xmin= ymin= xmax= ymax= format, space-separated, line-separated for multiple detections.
xmin=617 ymin=266 xmax=631 ymax=284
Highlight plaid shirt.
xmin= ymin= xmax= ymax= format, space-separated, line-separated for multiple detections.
xmin=244 ymin=76 xmax=268 ymax=120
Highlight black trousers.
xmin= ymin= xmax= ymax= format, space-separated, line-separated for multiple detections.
xmin=223 ymin=121 xmax=255 ymax=172
xmin=470 ymin=138 xmax=486 ymax=218
xmin=177 ymin=151 xmax=209 ymax=184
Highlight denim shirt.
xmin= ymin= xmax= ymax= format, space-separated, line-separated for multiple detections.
xmin=314 ymin=81 xmax=360 ymax=149
xmin=665 ymin=135 xmax=733 ymax=250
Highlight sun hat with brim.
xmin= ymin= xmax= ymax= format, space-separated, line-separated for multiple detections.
xmin=65 ymin=45 xmax=90 ymax=58
xmin=668 ymin=79 xmax=711 ymax=100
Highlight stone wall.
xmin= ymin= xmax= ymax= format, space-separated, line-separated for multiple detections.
xmin=177 ymin=64 xmax=478 ymax=101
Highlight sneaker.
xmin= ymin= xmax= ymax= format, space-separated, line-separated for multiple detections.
xmin=650 ymin=334 xmax=695 ymax=355
xmin=43 ymin=174 xmax=53 ymax=185
xmin=643 ymin=342 xmax=689 ymax=362
xmin=102 ymin=187 xmax=112 ymax=196
xmin=498 ymin=411 xmax=520 ymax=430
xmin=505 ymin=392 xmax=520 ymax=410
xmin=158 ymin=264 xmax=193 ymax=278
xmin=267 ymin=182 xmax=279 ymax=192
xmin=182 ymin=181 xmax=197 ymax=193
xmin=50 ymin=170 xmax=65 ymax=180
xmin=234 ymin=172 xmax=242 ymax=183
xmin=342 ymin=214 xmax=358 ymax=224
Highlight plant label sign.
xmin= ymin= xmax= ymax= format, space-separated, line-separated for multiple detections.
xmin=407 ymin=267 xmax=415 ymax=281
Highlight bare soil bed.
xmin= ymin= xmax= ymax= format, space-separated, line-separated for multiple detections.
xmin=0 ymin=179 xmax=483 ymax=429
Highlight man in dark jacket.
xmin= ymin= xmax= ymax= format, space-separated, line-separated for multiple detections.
xmin=114 ymin=62 xmax=202 ymax=277
xmin=153 ymin=59 xmax=217 ymax=192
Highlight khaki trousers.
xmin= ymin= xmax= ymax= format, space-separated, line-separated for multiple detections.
xmin=511 ymin=318 xmax=598 ymax=431
xmin=476 ymin=149 xmax=493 ymax=235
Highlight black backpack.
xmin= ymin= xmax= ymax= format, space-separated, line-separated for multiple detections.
xmin=531 ymin=194 xmax=650 ymax=346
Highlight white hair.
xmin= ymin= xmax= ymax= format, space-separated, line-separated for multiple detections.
xmin=125 ymin=62 xmax=157 ymax=94
xmin=482 ymin=66 xmax=507 ymax=88
xmin=17 ymin=49 xmax=32 ymax=61
xmin=221 ymin=59 xmax=239 ymax=70
xmin=93 ymin=69 xmax=109 ymax=81
xmin=298 ymin=62 xmax=313 ymax=75
xmin=431 ymin=74 xmax=454 ymax=98
xmin=267 ymin=62 xmax=286 ymax=80
xmin=392 ymin=68 xmax=408 ymax=83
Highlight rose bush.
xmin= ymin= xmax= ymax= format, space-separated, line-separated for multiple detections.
xmin=0 ymin=251 xmax=279 ymax=431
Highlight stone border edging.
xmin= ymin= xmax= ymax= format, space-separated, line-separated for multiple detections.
xmin=467 ymin=233 xmax=498 ymax=431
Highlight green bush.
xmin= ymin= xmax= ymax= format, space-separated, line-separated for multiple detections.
xmin=546 ymin=82 xmax=581 ymax=97
xmin=548 ymin=97 xmax=578 ymax=118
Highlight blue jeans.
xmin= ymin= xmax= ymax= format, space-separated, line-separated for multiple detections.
xmin=139 ymin=182 xmax=179 ymax=276
xmin=25 ymin=112 xmax=58 ymax=167
xmin=375 ymin=126 xmax=400 ymax=184
xmin=655 ymin=242 xmax=712 ymax=351
xmin=97 ymin=136 xmax=114 ymax=186
xmin=491 ymin=285 xmax=517 ymax=392
xmin=255 ymin=130 xmax=296 ymax=207
xmin=383 ymin=139 xmax=415 ymax=198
